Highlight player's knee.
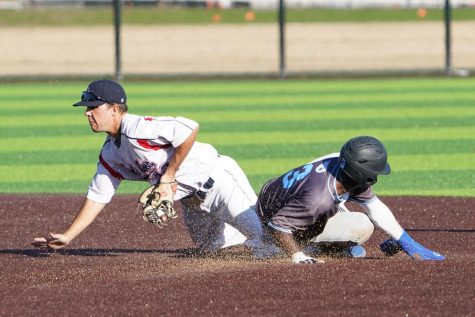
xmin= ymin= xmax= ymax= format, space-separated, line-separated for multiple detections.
xmin=352 ymin=213 xmax=374 ymax=244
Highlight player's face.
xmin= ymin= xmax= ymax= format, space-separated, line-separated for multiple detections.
xmin=84 ymin=103 xmax=115 ymax=133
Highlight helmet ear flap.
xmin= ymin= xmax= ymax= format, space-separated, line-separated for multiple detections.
xmin=365 ymin=176 xmax=377 ymax=187
xmin=337 ymin=168 xmax=357 ymax=192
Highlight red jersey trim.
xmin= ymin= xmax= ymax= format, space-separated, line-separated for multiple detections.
xmin=99 ymin=154 xmax=124 ymax=180
xmin=136 ymin=139 xmax=171 ymax=151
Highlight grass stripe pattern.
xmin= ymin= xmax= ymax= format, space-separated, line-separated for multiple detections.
xmin=0 ymin=78 xmax=474 ymax=197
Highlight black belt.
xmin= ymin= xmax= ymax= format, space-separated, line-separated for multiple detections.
xmin=181 ymin=177 xmax=215 ymax=207
xmin=194 ymin=177 xmax=215 ymax=200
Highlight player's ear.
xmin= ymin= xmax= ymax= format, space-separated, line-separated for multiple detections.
xmin=110 ymin=104 xmax=119 ymax=114
xmin=111 ymin=103 xmax=126 ymax=114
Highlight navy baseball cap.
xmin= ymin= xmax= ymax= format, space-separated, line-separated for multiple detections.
xmin=73 ymin=79 xmax=127 ymax=107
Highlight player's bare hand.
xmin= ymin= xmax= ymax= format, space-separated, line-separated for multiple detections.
xmin=31 ymin=233 xmax=71 ymax=250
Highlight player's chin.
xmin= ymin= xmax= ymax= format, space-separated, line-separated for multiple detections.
xmin=88 ymin=125 xmax=100 ymax=133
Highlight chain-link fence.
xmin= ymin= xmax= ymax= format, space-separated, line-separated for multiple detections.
xmin=1 ymin=0 xmax=474 ymax=79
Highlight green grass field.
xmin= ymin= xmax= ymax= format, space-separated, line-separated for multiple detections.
xmin=0 ymin=7 xmax=474 ymax=26
xmin=1 ymin=78 xmax=474 ymax=197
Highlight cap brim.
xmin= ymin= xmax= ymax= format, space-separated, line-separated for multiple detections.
xmin=73 ymin=100 xmax=105 ymax=107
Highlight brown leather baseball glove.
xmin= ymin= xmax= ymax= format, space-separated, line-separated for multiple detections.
xmin=138 ymin=184 xmax=177 ymax=226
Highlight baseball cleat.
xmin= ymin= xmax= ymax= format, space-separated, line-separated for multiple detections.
xmin=347 ymin=245 xmax=366 ymax=258
xmin=304 ymin=243 xmax=366 ymax=258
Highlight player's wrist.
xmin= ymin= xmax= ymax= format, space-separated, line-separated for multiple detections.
xmin=60 ymin=232 xmax=75 ymax=244
xmin=160 ymin=172 xmax=177 ymax=184
xmin=159 ymin=180 xmax=176 ymax=185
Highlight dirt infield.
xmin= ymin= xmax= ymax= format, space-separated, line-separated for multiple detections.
xmin=1 ymin=194 xmax=474 ymax=316
xmin=1 ymin=22 xmax=475 ymax=76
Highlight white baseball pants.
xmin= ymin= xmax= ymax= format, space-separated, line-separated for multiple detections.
xmin=181 ymin=155 xmax=277 ymax=257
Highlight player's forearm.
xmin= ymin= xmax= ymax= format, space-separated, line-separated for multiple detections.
xmin=162 ymin=127 xmax=198 ymax=182
xmin=63 ymin=198 xmax=106 ymax=241
xmin=363 ymin=198 xmax=404 ymax=239
xmin=271 ymin=229 xmax=301 ymax=256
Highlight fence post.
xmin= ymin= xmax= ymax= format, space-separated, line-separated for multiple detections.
xmin=113 ymin=0 xmax=122 ymax=81
xmin=444 ymin=0 xmax=452 ymax=75
xmin=278 ymin=0 xmax=286 ymax=79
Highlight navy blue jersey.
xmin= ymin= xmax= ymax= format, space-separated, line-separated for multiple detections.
xmin=256 ymin=153 xmax=375 ymax=236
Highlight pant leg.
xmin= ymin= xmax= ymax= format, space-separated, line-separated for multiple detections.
xmin=215 ymin=156 xmax=282 ymax=257
xmin=311 ymin=211 xmax=374 ymax=245
xmin=181 ymin=155 xmax=281 ymax=257
xmin=181 ymin=204 xmax=247 ymax=251
xmin=180 ymin=155 xmax=259 ymax=251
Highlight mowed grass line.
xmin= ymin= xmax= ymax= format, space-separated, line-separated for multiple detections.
xmin=2 ymin=115 xmax=475 ymax=139
xmin=2 ymin=127 xmax=474 ymax=152
xmin=1 ymin=7 xmax=475 ymax=26
xmin=2 ymin=104 xmax=474 ymax=127
xmin=1 ymin=153 xmax=472 ymax=179
xmin=0 ymin=168 xmax=473 ymax=196
xmin=0 ymin=78 xmax=474 ymax=196
xmin=2 ymin=139 xmax=475 ymax=165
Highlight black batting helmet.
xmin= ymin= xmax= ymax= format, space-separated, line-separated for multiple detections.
xmin=337 ymin=136 xmax=391 ymax=192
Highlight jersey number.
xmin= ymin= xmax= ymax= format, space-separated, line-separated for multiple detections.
xmin=282 ymin=164 xmax=313 ymax=189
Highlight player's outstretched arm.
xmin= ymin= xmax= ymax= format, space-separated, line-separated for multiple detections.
xmin=270 ymin=229 xmax=324 ymax=264
xmin=362 ymin=198 xmax=445 ymax=261
xmin=32 ymin=198 xmax=106 ymax=250
xmin=381 ymin=231 xmax=445 ymax=261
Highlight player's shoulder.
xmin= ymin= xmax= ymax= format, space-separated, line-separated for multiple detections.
xmin=118 ymin=113 xmax=140 ymax=137
xmin=122 ymin=113 xmax=164 ymax=125
xmin=120 ymin=113 xmax=167 ymax=137
xmin=308 ymin=152 xmax=340 ymax=172
xmin=283 ymin=152 xmax=339 ymax=179
xmin=122 ymin=113 xmax=189 ymax=128
xmin=309 ymin=152 xmax=339 ymax=164
xmin=120 ymin=113 xmax=140 ymax=128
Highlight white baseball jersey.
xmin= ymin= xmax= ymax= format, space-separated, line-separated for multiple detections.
xmin=87 ymin=113 xmax=219 ymax=204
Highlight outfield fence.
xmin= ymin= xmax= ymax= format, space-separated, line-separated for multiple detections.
xmin=0 ymin=1 xmax=474 ymax=80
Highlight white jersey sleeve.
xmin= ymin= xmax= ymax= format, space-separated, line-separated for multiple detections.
xmin=170 ymin=117 xmax=199 ymax=147
xmin=360 ymin=197 xmax=404 ymax=240
xmin=86 ymin=163 xmax=122 ymax=204
xmin=124 ymin=115 xmax=198 ymax=148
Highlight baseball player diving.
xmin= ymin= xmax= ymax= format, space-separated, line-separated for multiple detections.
xmin=256 ymin=136 xmax=446 ymax=264
xmin=31 ymin=79 xmax=278 ymax=258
